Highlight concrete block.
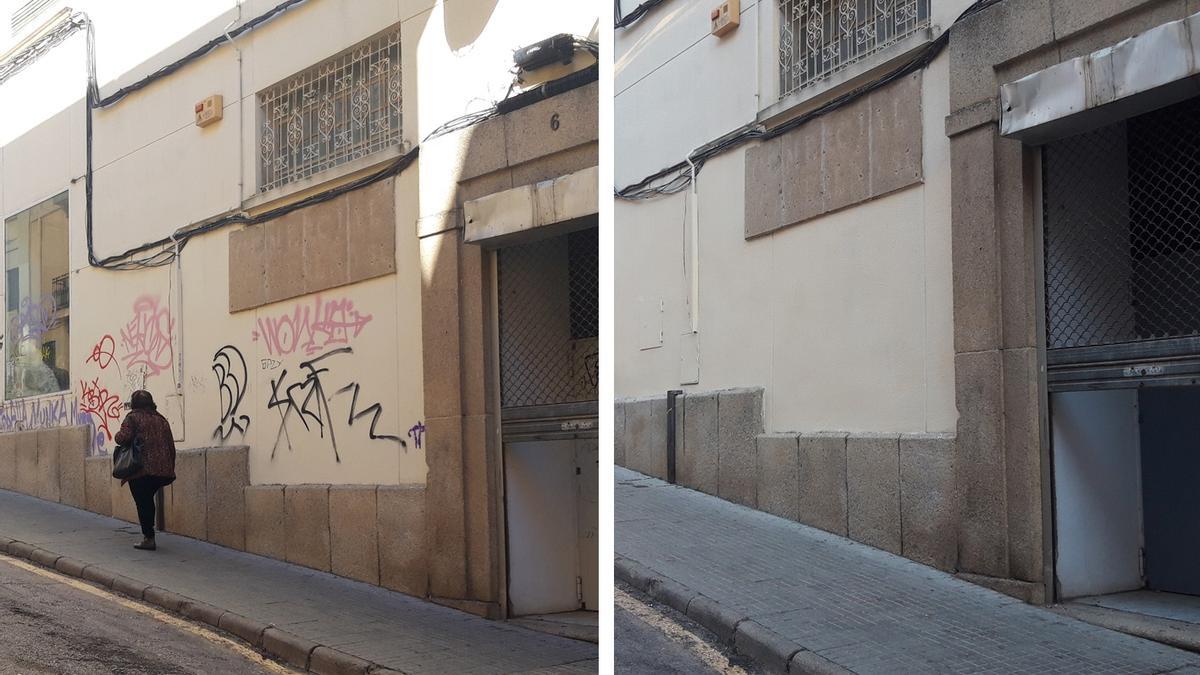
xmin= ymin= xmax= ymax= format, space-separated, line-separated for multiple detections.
xmin=955 ymin=350 xmax=1010 ymax=577
xmin=614 ymin=400 xmax=627 ymax=467
xmin=205 ymin=446 xmax=248 ymax=550
xmin=329 ymin=486 xmax=379 ymax=585
xmin=457 ymin=115 xmax=509 ymax=182
xmin=309 ymin=646 xmax=374 ymax=675
xmin=779 ymin=119 xmax=823 ymax=230
xmin=734 ymin=619 xmax=798 ymax=675
xmin=507 ymin=142 xmax=598 ymax=188
xmin=798 ymin=433 xmax=848 ymax=536
xmin=111 ymin=575 xmax=149 ymax=600
xmin=900 ymin=433 xmax=958 ymax=571
xmin=15 ymin=431 xmax=38 ymax=496
xmin=58 ymin=426 xmax=89 ymax=509
xmin=680 ymin=392 xmax=719 ymax=495
xmin=346 ymin=177 xmax=397 ymax=282
xmin=35 ymin=428 xmax=60 ymax=502
xmin=54 ymin=557 xmax=87 ymax=578
xmin=420 ymin=233 xmax=463 ymax=420
xmin=625 ymin=396 xmax=668 ymax=480
xmin=745 ymin=136 xmax=783 ymax=238
xmin=144 ymin=587 xmax=187 ymax=613
xmin=263 ymin=215 xmax=306 ymax=305
xmin=111 ymin=474 xmax=139 ymax=524
xmin=228 ymin=224 xmax=266 ymax=312
xmin=285 ymin=485 xmax=331 ymax=572
xmin=30 ymin=548 xmax=60 ymax=568
xmin=0 ymin=433 xmax=15 ymax=491
xmin=166 ymin=450 xmax=206 ymax=539
xmin=1004 ymin=347 xmax=1043 ymax=582
xmin=717 ymin=388 xmax=764 ymax=508
xmin=462 ymin=413 xmax=498 ymax=601
xmin=950 ymin=126 xmax=1002 ymax=353
xmin=84 ymin=455 xmax=113 ymax=516
xmin=301 ymin=195 xmax=350 ymax=294
xmin=218 ymin=612 xmax=269 ymax=647
xmin=756 ymin=434 xmax=799 ymax=522
xmin=822 ymin=93 xmax=870 ymax=214
xmin=504 ymin=81 xmax=597 ymax=167
xmin=423 ymin=415 xmax=467 ymax=599
xmin=180 ymin=599 xmax=225 ymax=627
xmin=846 ymin=434 xmax=902 ymax=554
xmin=378 ymin=485 xmax=427 ymax=597
xmin=245 ymin=485 xmax=286 ymax=560
xmin=869 ymin=71 xmax=923 ymax=197
xmin=995 ymin=135 xmax=1038 ymax=351
xmin=262 ymin=628 xmax=318 ymax=670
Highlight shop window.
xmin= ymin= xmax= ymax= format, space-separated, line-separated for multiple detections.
xmin=5 ymin=191 xmax=69 ymax=399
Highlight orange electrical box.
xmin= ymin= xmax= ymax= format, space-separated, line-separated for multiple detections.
xmin=195 ymin=94 xmax=223 ymax=128
xmin=711 ymin=0 xmax=740 ymax=37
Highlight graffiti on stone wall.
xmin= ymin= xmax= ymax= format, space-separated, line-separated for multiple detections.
xmin=267 ymin=346 xmax=404 ymax=462
xmin=120 ymin=295 xmax=174 ymax=379
xmin=212 ymin=345 xmax=251 ymax=442
xmin=252 ymin=295 xmax=373 ymax=357
xmin=78 ymin=378 xmax=122 ymax=443
xmin=0 ymin=394 xmax=104 ymax=454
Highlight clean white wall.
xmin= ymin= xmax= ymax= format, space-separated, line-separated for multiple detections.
xmin=615 ymin=0 xmax=969 ymax=433
xmin=1051 ymin=389 xmax=1144 ymax=599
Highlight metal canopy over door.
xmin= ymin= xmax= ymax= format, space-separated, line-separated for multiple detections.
xmin=497 ymin=223 xmax=598 ymax=617
xmin=1042 ymin=95 xmax=1200 ymax=391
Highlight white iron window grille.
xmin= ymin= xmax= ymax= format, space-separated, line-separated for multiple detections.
xmin=779 ymin=0 xmax=929 ymax=99
xmin=258 ymin=25 xmax=402 ymax=193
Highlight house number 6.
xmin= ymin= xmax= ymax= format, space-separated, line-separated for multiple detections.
xmin=550 ymin=113 xmax=560 ymax=131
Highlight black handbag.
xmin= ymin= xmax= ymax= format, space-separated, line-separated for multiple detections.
xmin=112 ymin=436 xmax=145 ymax=480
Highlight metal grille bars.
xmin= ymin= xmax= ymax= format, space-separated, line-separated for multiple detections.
xmin=779 ymin=0 xmax=930 ymax=99
xmin=258 ymin=25 xmax=402 ymax=193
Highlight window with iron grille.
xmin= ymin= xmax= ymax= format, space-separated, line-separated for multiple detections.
xmin=258 ymin=25 xmax=402 ymax=193
xmin=778 ymin=0 xmax=929 ymax=99
xmin=1042 ymin=95 xmax=1200 ymax=352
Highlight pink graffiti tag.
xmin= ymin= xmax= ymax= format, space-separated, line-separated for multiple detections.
xmin=79 ymin=378 xmax=123 ymax=442
xmin=120 ymin=296 xmax=174 ymax=378
xmin=86 ymin=334 xmax=118 ymax=370
xmin=252 ymin=295 xmax=373 ymax=357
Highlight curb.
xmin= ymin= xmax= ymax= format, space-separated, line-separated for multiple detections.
xmin=615 ymin=555 xmax=852 ymax=675
xmin=0 ymin=536 xmax=402 ymax=675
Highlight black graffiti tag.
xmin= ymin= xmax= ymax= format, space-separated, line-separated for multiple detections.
xmin=268 ymin=347 xmax=346 ymax=461
xmin=336 ymin=382 xmax=405 ymax=447
xmin=212 ymin=345 xmax=251 ymax=442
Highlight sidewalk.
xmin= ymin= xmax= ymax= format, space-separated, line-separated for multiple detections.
xmin=615 ymin=467 xmax=1200 ymax=674
xmin=0 ymin=489 xmax=596 ymax=674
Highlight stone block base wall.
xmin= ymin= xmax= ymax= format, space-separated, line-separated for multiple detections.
xmin=617 ymin=389 xmax=967 ymax=580
xmin=0 ymin=427 xmax=428 ymax=601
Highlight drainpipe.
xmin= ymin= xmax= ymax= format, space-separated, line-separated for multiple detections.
xmin=684 ymin=154 xmax=700 ymax=334
xmin=666 ymin=389 xmax=683 ymax=484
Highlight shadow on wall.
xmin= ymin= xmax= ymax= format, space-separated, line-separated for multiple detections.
xmin=443 ymin=0 xmax=500 ymax=52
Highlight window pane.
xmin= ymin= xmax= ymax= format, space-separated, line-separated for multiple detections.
xmin=5 ymin=191 xmax=69 ymax=399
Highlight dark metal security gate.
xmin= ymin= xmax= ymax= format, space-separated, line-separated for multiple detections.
xmin=497 ymin=224 xmax=599 ymax=435
xmin=1042 ymin=95 xmax=1200 ymax=390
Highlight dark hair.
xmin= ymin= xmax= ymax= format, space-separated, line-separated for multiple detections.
xmin=130 ymin=390 xmax=157 ymax=411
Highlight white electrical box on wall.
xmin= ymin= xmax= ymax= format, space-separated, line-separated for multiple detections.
xmin=195 ymin=94 xmax=223 ymax=127
xmin=711 ymin=0 xmax=740 ymax=37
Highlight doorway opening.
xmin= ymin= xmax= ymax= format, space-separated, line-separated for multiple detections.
xmin=495 ymin=220 xmax=598 ymax=636
xmin=1043 ymin=94 xmax=1200 ymax=624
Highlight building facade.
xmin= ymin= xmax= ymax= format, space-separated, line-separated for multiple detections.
xmin=616 ymin=0 xmax=1200 ymax=605
xmin=0 ymin=0 xmax=598 ymax=621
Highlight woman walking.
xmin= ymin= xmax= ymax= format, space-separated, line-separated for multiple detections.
xmin=113 ymin=390 xmax=177 ymax=550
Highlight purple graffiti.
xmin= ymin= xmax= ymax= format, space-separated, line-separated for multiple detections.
xmin=407 ymin=422 xmax=425 ymax=450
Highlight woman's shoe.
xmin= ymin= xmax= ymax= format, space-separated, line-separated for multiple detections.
xmin=134 ymin=537 xmax=156 ymax=550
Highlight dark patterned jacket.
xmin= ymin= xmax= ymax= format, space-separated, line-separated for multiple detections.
xmin=113 ymin=409 xmax=177 ymax=484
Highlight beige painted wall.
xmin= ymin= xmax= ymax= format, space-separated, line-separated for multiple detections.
xmin=615 ymin=1 xmax=966 ymax=435
xmin=0 ymin=0 xmax=596 ymax=484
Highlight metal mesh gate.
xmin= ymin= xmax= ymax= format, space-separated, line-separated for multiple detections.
xmin=1043 ymin=95 xmax=1200 ymax=361
xmin=498 ymin=227 xmax=598 ymax=410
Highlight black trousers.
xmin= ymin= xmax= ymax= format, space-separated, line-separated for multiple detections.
xmin=128 ymin=476 xmax=168 ymax=539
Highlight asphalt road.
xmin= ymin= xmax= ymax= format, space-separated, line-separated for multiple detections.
xmin=615 ymin=582 xmax=757 ymax=674
xmin=0 ymin=553 xmax=288 ymax=674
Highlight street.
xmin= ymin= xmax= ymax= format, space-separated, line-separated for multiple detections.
xmin=615 ymin=582 xmax=756 ymax=674
xmin=0 ymin=553 xmax=286 ymax=674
